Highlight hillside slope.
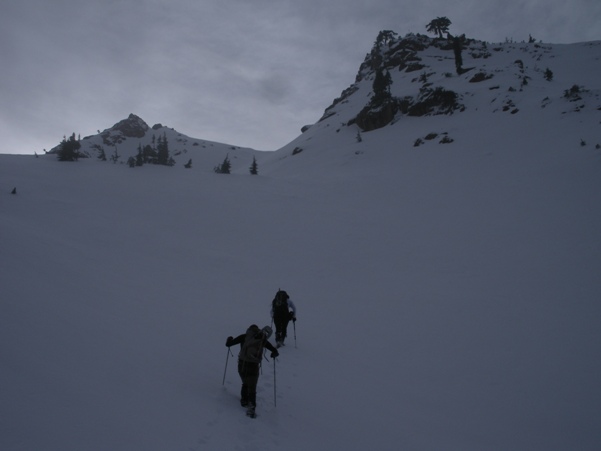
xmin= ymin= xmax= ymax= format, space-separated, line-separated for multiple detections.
xmin=264 ymin=34 xmax=600 ymax=176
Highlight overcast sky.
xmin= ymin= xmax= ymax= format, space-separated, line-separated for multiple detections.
xmin=2 ymin=0 xmax=600 ymax=154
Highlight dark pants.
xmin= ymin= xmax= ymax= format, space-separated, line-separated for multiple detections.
xmin=273 ymin=315 xmax=290 ymax=343
xmin=238 ymin=359 xmax=260 ymax=407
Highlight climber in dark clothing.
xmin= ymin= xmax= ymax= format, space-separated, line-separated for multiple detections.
xmin=270 ymin=290 xmax=297 ymax=347
xmin=226 ymin=324 xmax=278 ymax=412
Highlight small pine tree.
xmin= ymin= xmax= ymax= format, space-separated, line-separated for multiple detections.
xmin=249 ymin=156 xmax=258 ymax=175
xmin=372 ymin=68 xmax=392 ymax=105
xmin=156 ymin=133 xmax=170 ymax=165
xmin=184 ymin=158 xmax=192 ymax=169
xmin=214 ymin=154 xmax=231 ymax=174
xmin=544 ymin=68 xmax=554 ymax=81
xmin=135 ymin=144 xmax=144 ymax=166
xmin=110 ymin=146 xmax=120 ymax=164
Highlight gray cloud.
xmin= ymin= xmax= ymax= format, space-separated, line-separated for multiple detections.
xmin=1 ymin=0 xmax=599 ymax=153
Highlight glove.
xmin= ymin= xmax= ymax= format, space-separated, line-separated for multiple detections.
xmin=271 ymin=350 xmax=279 ymax=358
xmin=226 ymin=336 xmax=233 ymax=347
xmin=292 ymin=316 xmax=297 ymax=323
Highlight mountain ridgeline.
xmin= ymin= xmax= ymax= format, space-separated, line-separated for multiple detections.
xmin=49 ymin=30 xmax=601 ymax=172
xmin=317 ymin=31 xmax=600 ymax=131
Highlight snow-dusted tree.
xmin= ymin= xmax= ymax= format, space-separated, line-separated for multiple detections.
xmin=426 ymin=17 xmax=451 ymax=39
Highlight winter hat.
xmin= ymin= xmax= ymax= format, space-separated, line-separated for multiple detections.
xmin=262 ymin=326 xmax=273 ymax=339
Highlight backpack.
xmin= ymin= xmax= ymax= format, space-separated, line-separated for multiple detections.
xmin=272 ymin=290 xmax=289 ymax=317
xmin=239 ymin=325 xmax=265 ymax=364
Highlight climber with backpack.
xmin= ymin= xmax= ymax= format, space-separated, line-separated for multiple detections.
xmin=270 ymin=290 xmax=297 ymax=348
xmin=225 ymin=324 xmax=278 ymax=417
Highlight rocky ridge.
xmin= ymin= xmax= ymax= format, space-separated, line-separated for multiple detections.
xmin=314 ymin=32 xmax=601 ymax=132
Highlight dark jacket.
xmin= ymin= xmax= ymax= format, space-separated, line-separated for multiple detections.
xmin=228 ymin=333 xmax=278 ymax=363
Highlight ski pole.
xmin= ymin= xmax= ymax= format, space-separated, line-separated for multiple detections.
xmin=273 ymin=356 xmax=277 ymax=407
xmin=293 ymin=319 xmax=297 ymax=348
xmin=222 ymin=347 xmax=233 ymax=385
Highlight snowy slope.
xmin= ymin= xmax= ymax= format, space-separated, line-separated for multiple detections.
xmin=1 ymin=34 xmax=601 ymax=451
xmin=46 ymin=113 xmax=260 ymax=174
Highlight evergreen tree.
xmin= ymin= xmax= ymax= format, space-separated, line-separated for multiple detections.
xmin=426 ymin=17 xmax=451 ymax=38
xmin=156 ymin=133 xmax=170 ymax=165
xmin=249 ymin=156 xmax=258 ymax=175
xmin=135 ymin=144 xmax=144 ymax=166
xmin=143 ymin=144 xmax=156 ymax=163
xmin=184 ymin=158 xmax=192 ymax=169
xmin=214 ymin=154 xmax=231 ymax=174
xmin=374 ymin=30 xmax=398 ymax=47
xmin=110 ymin=146 xmax=120 ymax=164
xmin=372 ymin=68 xmax=392 ymax=105
xmin=57 ymin=133 xmax=81 ymax=161
xmin=453 ymin=37 xmax=464 ymax=74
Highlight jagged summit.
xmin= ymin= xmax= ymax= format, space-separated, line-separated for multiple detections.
xmin=108 ymin=113 xmax=150 ymax=138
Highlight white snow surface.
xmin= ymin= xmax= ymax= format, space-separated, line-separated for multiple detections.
xmin=2 ymin=37 xmax=601 ymax=450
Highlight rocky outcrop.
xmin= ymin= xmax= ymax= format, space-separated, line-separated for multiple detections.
xmin=110 ymin=113 xmax=149 ymax=138
xmin=347 ymin=33 xmax=465 ymax=131
xmin=353 ymin=100 xmax=399 ymax=131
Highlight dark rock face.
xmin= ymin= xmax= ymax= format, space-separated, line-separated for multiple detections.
xmin=312 ymin=31 xmax=480 ymax=133
xmin=348 ymin=34 xmax=464 ymax=131
xmin=354 ymin=100 xmax=399 ymax=132
xmin=110 ymin=114 xmax=149 ymax=138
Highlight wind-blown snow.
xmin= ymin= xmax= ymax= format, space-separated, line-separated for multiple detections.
xmin=1 ymin=37 xmax=601 ymax=451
